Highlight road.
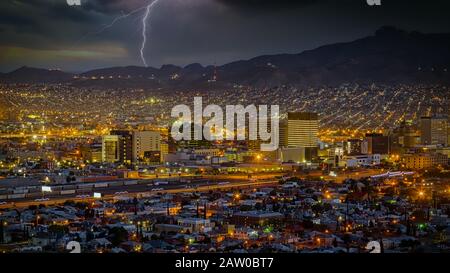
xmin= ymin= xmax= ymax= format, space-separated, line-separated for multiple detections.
xmin=0 ymin=168 xmax=385 ymax=209
xmin=0 ymin=179 xmax=278 ymax=209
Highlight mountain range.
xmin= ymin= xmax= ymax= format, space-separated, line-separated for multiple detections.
xmin=1 ymin=26 xmax=449 ymax=89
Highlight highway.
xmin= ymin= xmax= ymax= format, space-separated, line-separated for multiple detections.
xmin=0 ymin=178 xmax=278 ymax=209
xmin=0 ymin=168 xmax=386 ymax=209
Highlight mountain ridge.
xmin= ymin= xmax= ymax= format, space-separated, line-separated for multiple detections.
xmin=1 ymin=26 xmax=449 ymax=88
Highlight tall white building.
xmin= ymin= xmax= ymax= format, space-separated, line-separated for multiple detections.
xmin=132 ymin=131 xmax=161 ymax=162
xmin=102 ymin=135 xmax=119 ymax=163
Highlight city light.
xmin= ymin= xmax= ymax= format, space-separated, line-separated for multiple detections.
xmin=0 ymin=1 xmax=448 ymax=257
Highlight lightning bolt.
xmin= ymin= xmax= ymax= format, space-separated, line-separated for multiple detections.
xmin=73 ymin=2 xmax=151 ymax=48
xmin=140 ymin=0 xmax=162 ymax=67
xmin=95 ymin=6 xmax=148 ymax=35
xmin=73 ymin=0 xmax=162 ymax=67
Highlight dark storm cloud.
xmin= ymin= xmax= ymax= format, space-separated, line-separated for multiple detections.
xmin=0 ymin=13 xmax=34 ymax=27
xmin=0 ymin=0 xmax=132 ymax=48
xmin=1 ymin=0 xmax=450 ymax=72
xmin=0 ymin=0 xmax=96 ymax=34
xmin=46 ymin=3 xmax=98 ymax=22
xmin=0 ymin=0 xmax=137 ymax=30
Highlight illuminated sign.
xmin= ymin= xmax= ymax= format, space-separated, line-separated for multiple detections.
xmin=42 ymin=186 xmax=52 ymax=192
xmin=93 ymin=192 xmax=102 ymax=199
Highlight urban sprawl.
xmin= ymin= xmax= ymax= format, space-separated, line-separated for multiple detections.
xmin=0 ymin=83 xmax=449 ymax=253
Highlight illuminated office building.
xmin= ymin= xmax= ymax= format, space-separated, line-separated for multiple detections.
xmin=362 ymin=133 xmax=390 ymax=155
xmin=102 ymin=135 xmax=119 ymax=163
xmin=132 ymin=131 xmax=161 ymax=163
xmin=280 ymin=112 xmax=319 ymax=161
xmin=420 ymin=116 xmax=448 ymax=146
xmin=110 ymin=130 xmax=133 ymax=164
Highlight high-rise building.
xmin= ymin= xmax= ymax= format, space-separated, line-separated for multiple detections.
xmin=102 ymin=135 xmax=119 ymax=163
xmin=285 ymin=112 xmax=318 ymax=148
xmin=362 ymin=133 xmax=390 ymax=155
xmin=279 ymin=120 xmax=288 ymax=148
xmin=395 ymin=121 xmax=420 ymax=148
xmin=280 ymin=112 xmax=318 ymax=161
xmin=344 ymin=139 xmax=363 ymax=155
xmin=420 ymin=116 xmax=448 ymax=146
xmin=132 ymin=131 xmax=161 ymax=163
xmin=110 ymin=130 xmax=133 ymax=164
xmin=390 ymin=120 xmax=420 ymax=154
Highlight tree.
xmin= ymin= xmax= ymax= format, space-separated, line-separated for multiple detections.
xmin=109 ymin=227 xmax=128 ymax=246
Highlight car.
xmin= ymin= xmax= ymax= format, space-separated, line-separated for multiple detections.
xmin=151 ymin=188 xmax=164 ymax=191
xmin=34 ymin=198 xmax=50 ymax=202
xmin=114 ymin=191 xmax=128 ymax=195
xmin=0 ymin=201 xmax=8 ymax=205
xmin=218 ymin=182 xmax=230 ymax=185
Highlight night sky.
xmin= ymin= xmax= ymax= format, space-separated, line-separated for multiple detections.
xmin=0 ymin=0 xmax=449 ymax=72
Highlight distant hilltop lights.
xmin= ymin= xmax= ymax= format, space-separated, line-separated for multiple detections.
xmin=170 ymin=97 xmax=279 ymax=152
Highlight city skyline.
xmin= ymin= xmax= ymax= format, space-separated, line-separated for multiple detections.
xmin=1 ymin=0 xmax=450 ymax=258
